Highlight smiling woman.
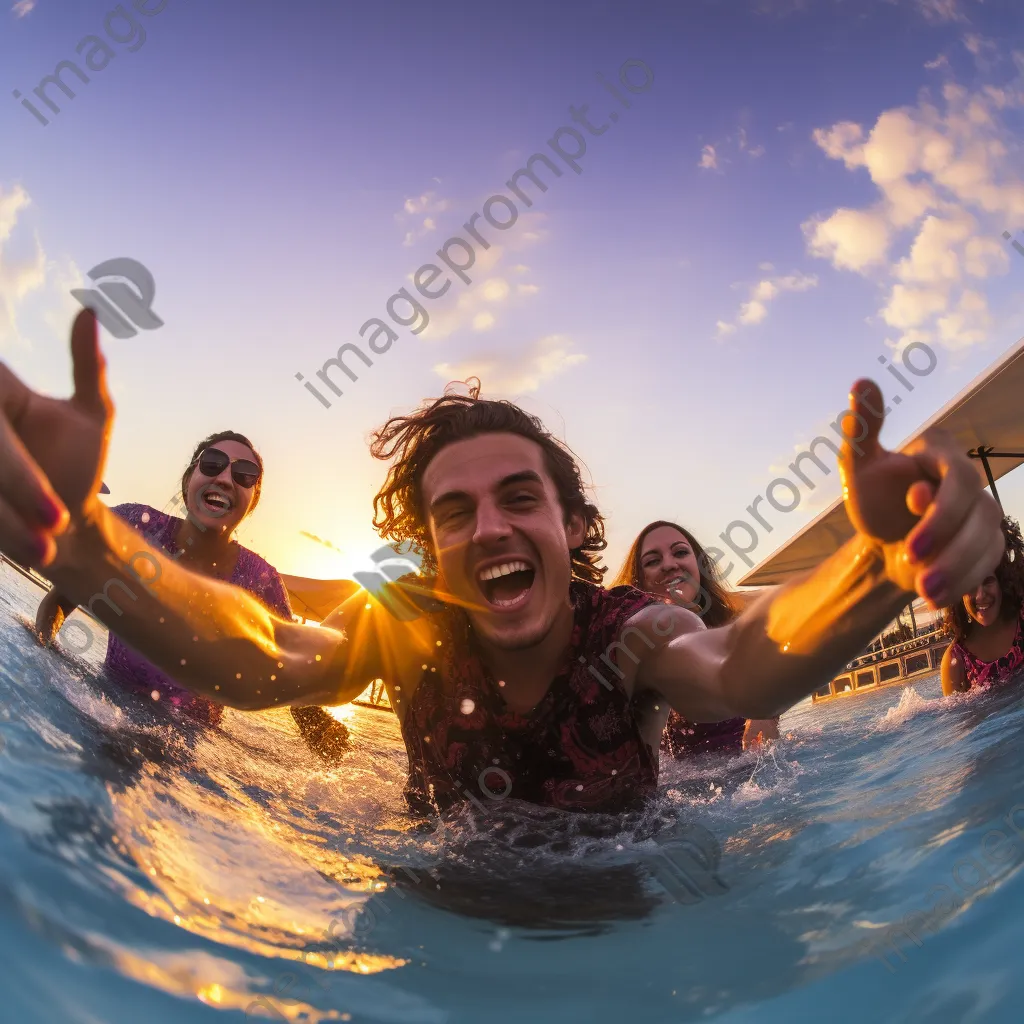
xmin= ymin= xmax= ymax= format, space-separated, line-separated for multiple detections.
xmin=941 ymin=516 xmax=1024 ymax=694
xmin=33 ymin=429 xmax=350 ymax=761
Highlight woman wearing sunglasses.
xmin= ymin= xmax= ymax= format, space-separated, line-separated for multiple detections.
xmin=35 ymin=431 xmax=350 ymax=762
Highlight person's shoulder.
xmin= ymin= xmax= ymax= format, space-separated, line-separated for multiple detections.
xmin=593 ymin=582 xmax=659 ymax=618
xmin=940 ymin=641 xmax=968 ymax=693
xmin=626 ymin=600 xmax=706 ymax=638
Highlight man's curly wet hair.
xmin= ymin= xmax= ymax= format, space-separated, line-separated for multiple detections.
xmin=370 ymin=379 xmax=607 ymax=585
xmin=942 ymin=515 xmax=1024 ymax=642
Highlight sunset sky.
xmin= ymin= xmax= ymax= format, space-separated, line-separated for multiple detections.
xmin=2 ymin=0 xmax=1024 ymax=582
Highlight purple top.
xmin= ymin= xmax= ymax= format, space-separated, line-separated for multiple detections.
xmin=103 ymin=504 xmax=292 ymax=724
xmin=662 ymin=710 xmax=746 ymax=757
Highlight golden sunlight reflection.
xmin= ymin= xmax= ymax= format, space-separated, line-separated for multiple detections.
xmin=326 ymin=703 xmax=357 ymax=724
xmin=104 ymin=737 xmax=409 ymax=979
xmin=100 ymin=941 xmax=369 ymax=1021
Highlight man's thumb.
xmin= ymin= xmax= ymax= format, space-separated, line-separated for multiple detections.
xmin=838 ymin=378 xmax=885 ymax=468
xmin=70 ymin=309 xmax=112 ymax=417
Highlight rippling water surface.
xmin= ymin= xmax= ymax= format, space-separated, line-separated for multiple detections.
xmin=2 ymin=563 xmax=1023 ymax=1023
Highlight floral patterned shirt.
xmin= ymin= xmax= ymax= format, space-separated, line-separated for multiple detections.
xmin=949 ymin=612 xmax=1024 ymax=690
xmin=399 ymin=581 xmax=660 ymax=815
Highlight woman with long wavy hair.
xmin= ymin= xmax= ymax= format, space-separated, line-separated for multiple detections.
xmin=612 ymin=520 xmax=778 ymax=756
xmin=941 ymin=516 xmax=1024 ymax=694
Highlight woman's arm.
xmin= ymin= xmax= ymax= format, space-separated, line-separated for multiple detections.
xmin=34 ymin=586 xmax=79 ymax=645
xmin=940 ymin=644 xmax=968 ymax=695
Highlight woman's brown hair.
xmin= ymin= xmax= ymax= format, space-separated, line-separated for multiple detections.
xmin=942 ymin=515 xmax=1024 ymax=643
xmin=369 ymin=379 xmax=607 ymax=584
xmin=181 ymin=430 xmax=263 ymax=514
xmin=610 ymin=519 xmax=739 ymax=627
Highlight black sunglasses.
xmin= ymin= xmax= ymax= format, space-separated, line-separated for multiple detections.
xmin=196 ymin=447 xmax=261 ymax=488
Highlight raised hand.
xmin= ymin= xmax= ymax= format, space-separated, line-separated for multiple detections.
xmin=0 ymin=310 xmax=112 ymax=567
xmin=838 ymin=378 xmax=1004 ymax=608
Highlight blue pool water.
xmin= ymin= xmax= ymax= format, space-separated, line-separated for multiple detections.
xmin=2 ymin=561 xmax=1023 ymax=1023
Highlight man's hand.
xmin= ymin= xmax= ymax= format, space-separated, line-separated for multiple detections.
xmin=0 ymin=310 xmax=112 ymax=567
xmin=839 ymin=379 xmax=1004 ymax=609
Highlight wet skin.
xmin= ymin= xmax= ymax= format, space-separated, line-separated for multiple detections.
xmin=0 ymin=313 xmax=1007 ymax=740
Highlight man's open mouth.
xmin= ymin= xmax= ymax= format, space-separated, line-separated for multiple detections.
xmin=202 ymin=491 xmax=233 ymax=513
xmin=477 ymin=559 xmax=536 ymax=610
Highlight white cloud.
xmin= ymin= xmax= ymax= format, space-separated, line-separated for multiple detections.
xmin=699 ymin=145 xmax=718 ymax=170
xmin=0 ymin=183 xmax=48 ymax=349
xmin=434 ymin=334 xmax=586 ymax=395
xmin=414 ymin=214 xmax=547 ymax=340
xmin=807 ymin=70 xmax=1024 ymax=351
xmin=914 ymin=0 xmax=974 ymax=24
xmin=11 ymin=1 xmax=36 ymax=17
xmin=804 ymin=208 xmax=893 ymax=271
xmin=699 ymin=125 xmax=766 ymax=173
xmin=717 ymin=270 xmax=818 ymax=337
xmin=397 ymin=190 xmax=450 ymax=247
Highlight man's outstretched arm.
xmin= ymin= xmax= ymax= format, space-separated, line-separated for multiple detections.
xmin=637 ymin=533 xmax=908 ymax=720
xmin=48 ymin=502 xmax=356 ymax=709
xmin=637 ymin=382 xmax=1004 ymax=721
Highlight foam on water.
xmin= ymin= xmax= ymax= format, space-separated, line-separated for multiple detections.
xmin=3 ymin=564 xmax=1024 ymax=1023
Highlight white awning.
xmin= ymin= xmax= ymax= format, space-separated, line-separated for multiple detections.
xmin=738 ymin=335 xmax=1024 ymax=587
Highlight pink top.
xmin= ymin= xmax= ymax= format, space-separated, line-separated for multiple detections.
xmin=103 ymin=504 xmax=292 ymax=723
xmin=948 ymin=611 xmax=1024 ymax=690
